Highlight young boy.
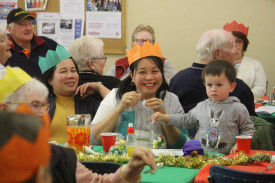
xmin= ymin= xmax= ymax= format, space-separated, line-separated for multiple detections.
xmin=152 ymin=60 xmax=255 ymax=154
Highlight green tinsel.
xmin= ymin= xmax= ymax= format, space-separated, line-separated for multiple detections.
xmin=76 ymin=150 xmax=272 ymax=169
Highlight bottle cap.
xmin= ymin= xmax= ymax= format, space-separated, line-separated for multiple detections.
xmin=128 ymin=123 xmax=134 ymax=133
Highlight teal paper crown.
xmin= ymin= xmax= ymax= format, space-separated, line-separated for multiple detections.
xmin=38 ymin=45 xmax=71 ymax=74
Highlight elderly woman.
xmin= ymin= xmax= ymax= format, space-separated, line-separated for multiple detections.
xmin=0 ymin=66 xmax=157 ymax=183
xmin=223 ymin=20 xmax=267 ymax=97
xmin=68 ymin=35 xmax=120 ymax=102
xmin=0 ymin=27 xmax=12 ymax=70
xmin=38 ymin=45 xmax=111 ymax=143
xmin=106 ymin=24 xmax=176 ymax=84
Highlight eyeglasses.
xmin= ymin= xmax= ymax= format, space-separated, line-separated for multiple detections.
xmin=92 ymin=56 xmax=107 ymax=63
xmin=234 ymin=39 xmax=243 ymax=46
xmin=134 ymin=39 xmax=153 ymax=45
xmin=6 ymin=100 xmax=49 ymax=113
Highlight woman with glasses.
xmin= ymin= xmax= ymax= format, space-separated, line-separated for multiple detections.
xmin=106 ymin=24 xmax=176 ymax=84
xmin=0 ymin=67 xmax=49 ymax=117
xmin=68 ymin=35 xmax=121 ymax=102
xmin=39 ymin=45 xmax=110 ymax=144
xmin=223 ymin=20 xmax=267 ymax=97
xmin=0 ymin=67 xmax=157 ymax=183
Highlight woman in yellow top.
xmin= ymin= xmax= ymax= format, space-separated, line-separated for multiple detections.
xmin=39 ymin=45 xmax=109 ymax=143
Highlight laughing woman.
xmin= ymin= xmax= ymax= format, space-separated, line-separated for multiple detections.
xmin=39 ymin=45 xmax=109 ymax=143
xmin=91 ymin=41 xmax=189 ymax=148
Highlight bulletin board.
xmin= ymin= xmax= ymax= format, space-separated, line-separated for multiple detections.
xmin=18 ymin=0 xmax=126 ymax=54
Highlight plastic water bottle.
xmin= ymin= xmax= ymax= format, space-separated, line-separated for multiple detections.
xmin=126 ymin=123 xmax=136 ymax=156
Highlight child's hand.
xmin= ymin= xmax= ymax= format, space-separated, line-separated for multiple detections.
xmin=151 ymin=112 xmax=170 ymax=123
xmin=230 ymin=143 xmax=238 ymax=154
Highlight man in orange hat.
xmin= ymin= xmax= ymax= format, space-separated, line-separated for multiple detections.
xmin=5 ymin=8 xmax=58 ymax=79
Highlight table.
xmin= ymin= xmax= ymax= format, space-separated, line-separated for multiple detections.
xmin=194 ymin=150 xmax=275 ymax=183
xmin=88 ymin=147 xmax=274 ymax=183
xmin=92 ymin=146 xmax=200 ymax=183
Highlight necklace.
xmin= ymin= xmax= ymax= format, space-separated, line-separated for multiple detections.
xmin=55 ymin=94 xmax=75 ymax=114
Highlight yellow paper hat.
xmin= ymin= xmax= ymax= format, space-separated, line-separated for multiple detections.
xmin=0 ymin=67 xmax=32 ymax=102
xmin=127 ymin=41 xmax=162 ymax=66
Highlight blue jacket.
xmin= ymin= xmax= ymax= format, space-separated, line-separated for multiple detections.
xmin=5 ymin=35 xmax=58 ymax=79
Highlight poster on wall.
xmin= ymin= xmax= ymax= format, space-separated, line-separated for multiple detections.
xmin=86 ymin=0 xmax=122 ymax=39
xmin=37 ymin=12 xmax=84 ymax=49
xmin=0 ymin=0 xmax=17 ymax=28
xmin=25 ymin=0 xmax=48 ymax=11
xmin=37 ymin=12 xmax=59 ymax=41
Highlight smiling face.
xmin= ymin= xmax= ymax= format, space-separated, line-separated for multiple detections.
xmin=130 ymin=58 xmax=163 ymax=99
xmin=0 ymin=32 xmax=12 ymax=65
xmin=48 ymin=59 xmax=79 ymax=96
xmin=204 ymin=72 xmax=236 ymax=102
xmin=7 ymin=18 xmax=34 ymax=44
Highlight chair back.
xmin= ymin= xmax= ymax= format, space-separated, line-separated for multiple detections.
xmin=80 ymin=161 xmax=122 ymax=175
xmin=209 ymin=165 xmax=275 ymax=183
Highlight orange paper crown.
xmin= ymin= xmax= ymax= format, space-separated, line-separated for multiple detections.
xmin=0 ymin=106 xmax=51 ymax=183
xmin=223 ymin=20 xmax=249 ymax=36
xmin=127 ymin=41 xmax=162 ymax=65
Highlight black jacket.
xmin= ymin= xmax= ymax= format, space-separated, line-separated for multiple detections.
xmin=50 ymin=144 xmax=77 ymax=183
xmin=5 ymin=35 xmax=58 ymax=79
xmin=79 ymin=70 xmax=121 ymax=102
xmin=48 ymin=92 xmax=100 ymax=121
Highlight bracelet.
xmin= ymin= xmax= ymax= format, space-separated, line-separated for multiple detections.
xmin=121 ymin=165 xmax=142 ymax=183
xmin=96 ymin=81 xmax=102 ymax=92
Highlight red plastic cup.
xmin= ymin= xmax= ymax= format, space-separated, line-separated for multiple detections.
xmin=236 ymin=135 xmax=252 ymax=154
xmin=101 ymin=133 xmax=117 ymax=152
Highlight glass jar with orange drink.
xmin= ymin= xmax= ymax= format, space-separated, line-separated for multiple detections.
xmin=66 ymin=114 xmax=91 ymax=151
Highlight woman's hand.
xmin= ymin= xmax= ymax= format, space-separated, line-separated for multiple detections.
xmin=75 ymin=82 xmax=97 ymax=99
xmin=117 ymin=91 xmax=141 ymax=113
xmin=122 ymin=147 xmax=156 ymax=182
xmin=145 ymin=98 xmax=166 ymax=113
xmin=230 ymin=143 xmax=238 ymax=154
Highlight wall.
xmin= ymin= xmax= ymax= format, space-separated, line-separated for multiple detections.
xmin=104 ymin=0 xmax=275 ymax=95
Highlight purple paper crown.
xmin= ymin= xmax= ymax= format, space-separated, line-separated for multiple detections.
xmin=183 ymin=139 xmax=204 ymax=156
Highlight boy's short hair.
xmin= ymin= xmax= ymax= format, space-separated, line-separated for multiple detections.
xmin=202 ymin=59 xmax=236 ymax=83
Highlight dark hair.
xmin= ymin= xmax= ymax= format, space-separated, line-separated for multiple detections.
xmin=40 ymin=57 xmax=79 ymax=94
xmin=202 ymin=59 xmax=236 ymax=83
xmin=116 ymin=56 xmax=168 ymax=100
xmin=232 ymin=31 xmax=249 ymax=52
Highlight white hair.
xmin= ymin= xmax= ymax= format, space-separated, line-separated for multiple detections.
xmin=0 ymin=27 xmax=6 ymax=37
xmin=68 ymin=35 xmax=104 ymax=70
xmin=4 ymin=78 xmax=49 ymax=111
xmin=196 ymin=29 xmax=231 ymax=61
xmin=7 ymin=22 xmax=14 ymax=29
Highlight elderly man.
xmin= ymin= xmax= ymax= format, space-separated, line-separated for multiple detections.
xmin=169 ymin=30 xmax=256 ymax=136
xmin=5 ymin=8 xmax=58 ymax=78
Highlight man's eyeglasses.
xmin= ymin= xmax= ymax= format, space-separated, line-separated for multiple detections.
xmin=135 ymin=39 xmax=154 ymax=45
xmin=92 ymin=56 xmax=107 ymax=63
xmin=6 ymin=101 xmax=49 ymax=113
